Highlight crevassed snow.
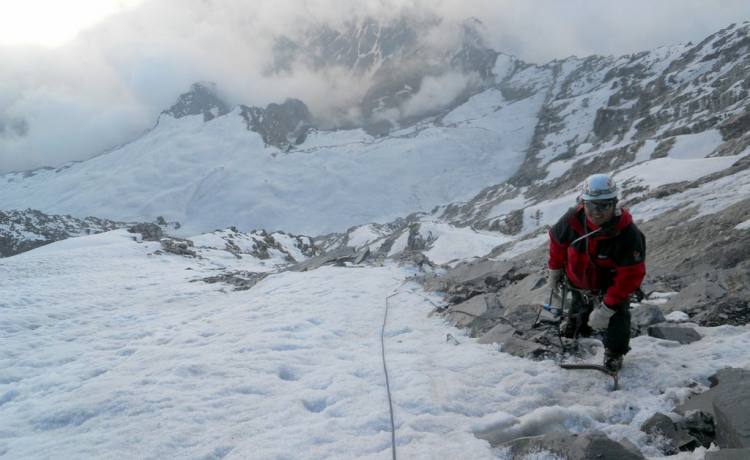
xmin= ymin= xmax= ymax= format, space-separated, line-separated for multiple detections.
xmin=2 ymin=230 xmax=749 ymax=459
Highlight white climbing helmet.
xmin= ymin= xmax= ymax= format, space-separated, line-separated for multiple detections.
xmin=580 ymin=173 xmax=618 ymax=201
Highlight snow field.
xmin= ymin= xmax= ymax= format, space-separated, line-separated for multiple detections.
xmin=1 ymin=231 xmax=750 ymax=459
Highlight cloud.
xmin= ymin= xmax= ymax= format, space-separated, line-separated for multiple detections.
xmin=1 ymin=0 xmax=749 ymax=173
xmin=401 ymin=72 xmax=478 ymax=118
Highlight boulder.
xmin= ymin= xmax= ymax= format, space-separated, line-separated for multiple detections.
xmin=478 ymin=322 xmax=516 ymax=345
xmin=678 ymin=368 xmax=750 ymax=449
xmin=640 ymin=411 xmax=714 ymax=453
xmin=423 ymin=259 xmax=520 ymax=303
xmin=446 ymin=293 xmax=500 ymax=328
xmin=497 ymin=431 xmax=644 ymax=460
xmin=631 ymin=304 xmax=666 ymax=336
xmin=712 ymin=370 xmax=750 ymax=448
xmin=160 ymin=237 xmax=196 ymax=257
xmin=647 ymin=326 xmax=702 ymax=344
xmin=663 ymin=279 xmax=727 ymax=315
xmin=681 ymin=410 xmax=716 ymax=449
xmin=706 ymin=448 xmax=750 ymax=460
xmin=289 ymin=246 xmax=356 ymax=272
xmin=128 ymin=223 xmax=164 ymax=241
xmin=499 ymin=335 xmax=552 ymax=360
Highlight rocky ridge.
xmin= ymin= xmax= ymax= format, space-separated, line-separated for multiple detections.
xmin=0 ymin=209 xmax=128 ymax=257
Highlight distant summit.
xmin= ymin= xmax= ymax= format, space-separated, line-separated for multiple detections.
xmin=269 ymin=16 xmax=498 ymax=133
xmin=164 ymin=82 xmax=231 ymax=122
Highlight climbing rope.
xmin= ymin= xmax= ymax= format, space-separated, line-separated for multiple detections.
xmin=382 ymin=293 xmax=399 ymax=460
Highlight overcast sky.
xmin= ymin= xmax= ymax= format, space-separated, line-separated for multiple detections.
xmin=1 ymin=0 xmax=749 ymax=173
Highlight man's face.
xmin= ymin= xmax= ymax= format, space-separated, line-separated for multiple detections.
xmin=584 ymin=200 xmax=616 ymax=226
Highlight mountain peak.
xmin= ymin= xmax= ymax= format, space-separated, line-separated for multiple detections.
xmin=164 ymin=82 xmax=231 ymax=122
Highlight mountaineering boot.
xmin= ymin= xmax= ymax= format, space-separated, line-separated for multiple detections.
xmin=561 ymin=317 xmax=592 ymax=339
xmin=603 ymin=350 xmax=623 ymax=373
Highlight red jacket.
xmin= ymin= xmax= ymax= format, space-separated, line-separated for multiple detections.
xmin=548 ymin=205 xmax=646 ymax=307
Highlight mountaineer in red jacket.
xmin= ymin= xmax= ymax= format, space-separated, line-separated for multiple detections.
xmin=547 ymin=173 xmax=646 ymax=372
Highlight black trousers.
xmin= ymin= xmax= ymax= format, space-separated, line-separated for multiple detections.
xmin=564 ymin=290 xmax=631 ymax=356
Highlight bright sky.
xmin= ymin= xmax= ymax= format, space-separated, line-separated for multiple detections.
xmin=0 ymin=0 xmax=144 ymax=47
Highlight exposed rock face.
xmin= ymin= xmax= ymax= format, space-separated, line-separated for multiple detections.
xmin=0 ymin=209 xmax=126 ymax=257
xmin=127 ymin=223 xmax=164 ymax=242
xmin=678 ymin=368 xmax=750 ymax=449
xmin=239 ymin=99 xmax=313 ymax=151
xmin=269 ymin=16 xmax=498 ymax=133
xmin=641 ymin=411 xmax=715 ymax=453
xmin=195 ymin=271 xmax=269 ymax=291
xmin=289 ymin=246 xmax=357 ymax=272
xmin=159 ymin=237 xmax=196 ymax=257
xmin=479 ymin=430 xmax=645 ymax=459
xmin=440 ymin=23 xmax=750 ymax=229
xmin=164 ymin=82 xmax=231 ymax=122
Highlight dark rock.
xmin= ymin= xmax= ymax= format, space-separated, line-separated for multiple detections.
xmin=160 ymin=237 xmax=196 ymax=257
xmin=665 ymin=279 xmax=727 ymax=315
xmin=195 ymin=271 xmax=268 ymax=291
xmin=477 ymin=322 xmax=516 ymax=345
xmin=678 ymin=368 xmax=750 ymax=449
xmin=499 ymin=335 xmax=552 ymax=360
xmin=239 ymin=99 xmax=312 ymax=151
xmin=680 ymin=410 xmax=716 ymax=449
xmin=165 ymin=82 xmax=231 ymax=122
xmin=698 ymin=297 xmax=750 ymax=327
xmin=127 ymin=223 xmax=164 ymax=241
xmin=641 ymin=412 xmax=678 ymax=440
xmin=712 ymin=371 xmax=750 ymax=448
xmin=447 ymin=293 xmax=499 ymax=328
xmin=630 ymin=304 xmax=666 ymax=336
xmin=647 ymin=326 xmax=702 ymax=344
xmin=494 ymin=431 xmax=645 ymax=459
xmin=0 ymin=209 xmax=126 ymax=257
xmin=706 ymin=448 xmax=750 ymax=460
xmin=289 ymin=246 xmax=356 ymax=272
xmin=423 ymin=259 xmax=520 ymax=304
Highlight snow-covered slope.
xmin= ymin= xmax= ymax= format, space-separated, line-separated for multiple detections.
xmin=4 ymin=23 xmax=750 ymax=238
xmin=0 ymin=89 xmax=538 ymax=235
xmin=2 ymin=20 xmax=750 ymax=460
xmin=2 ymin=230 xmax=748 ymax=459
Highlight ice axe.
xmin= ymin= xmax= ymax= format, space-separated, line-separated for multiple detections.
xmin=533 ymin=281 xmax=564 ymax=327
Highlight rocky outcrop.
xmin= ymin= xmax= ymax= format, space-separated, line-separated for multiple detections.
xmin=159 ymin=237 xmax=196 ymax=257
xmin=164 ymin=82 xmax=231 ymax=122
xmin=641 ymin=411 xmax=715 ymax=453
xmin=195 ymin=271 xmax=268 ymax=291
xmin=127 ymin=223 xmax=164 ymax=242
xmin=240 ymin=99 xmax=313 ymax=151
xmin=678 ymin=368 xmax=750 ymax=449
xmin=288 ymin=246 xmax=358 ymax=272
xmin=477 ymin=430 xmax=644 ymax=459
xmin=0 ymin=209 xmax=127 ymax=257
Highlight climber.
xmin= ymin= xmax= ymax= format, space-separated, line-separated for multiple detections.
xmin=547 ymin=173 xmax=646 ymax=372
